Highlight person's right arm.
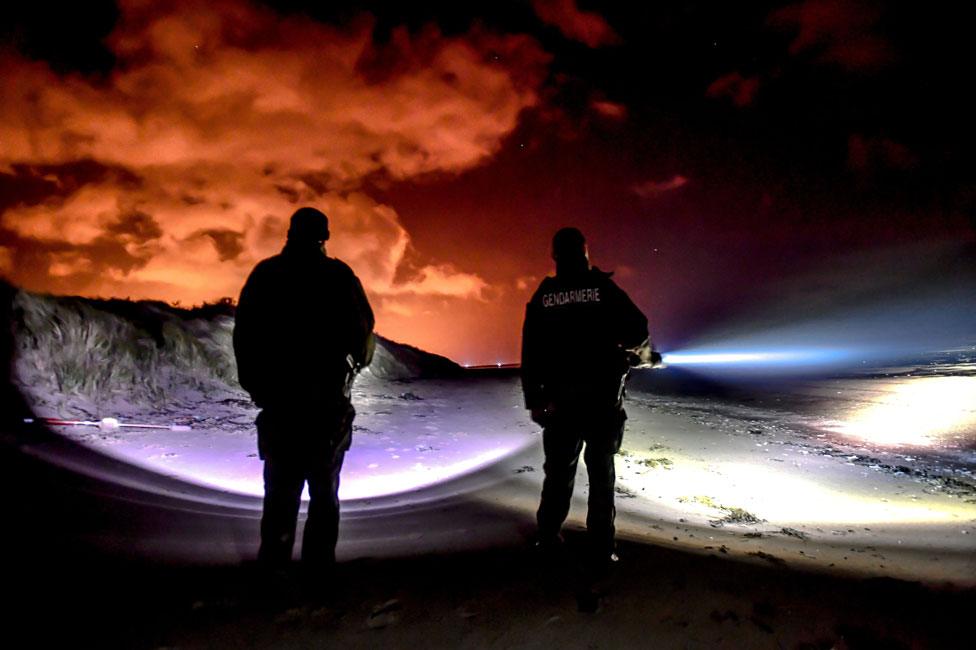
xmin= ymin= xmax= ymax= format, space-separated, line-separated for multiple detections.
xmin=233 ymin=264 xmax=270 ymax=406
xmin=521 ymin=288 xmax=552 ymax=425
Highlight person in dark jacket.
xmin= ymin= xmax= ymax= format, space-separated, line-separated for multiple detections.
xmin=234 ymin=206 xmax=374 ymax=574
xmin=521 ymin=227 xmax=656 ymax=568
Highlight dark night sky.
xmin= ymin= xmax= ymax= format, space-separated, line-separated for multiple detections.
xmin=1 ymin=1 xmax=973 ymax=363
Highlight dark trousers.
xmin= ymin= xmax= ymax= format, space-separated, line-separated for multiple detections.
xmin=536 ymin=408 xmax=625 ymax=555
xmin=256 ymin=403 xmax=352 ymax=569
xmin=258 ymin=450 xmax=347 ymax=568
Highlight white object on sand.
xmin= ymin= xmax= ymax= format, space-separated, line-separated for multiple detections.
xmin=23 ymin=417 xmax=192 ymax=432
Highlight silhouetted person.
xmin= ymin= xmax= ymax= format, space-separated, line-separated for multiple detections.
xmin=521 ymin=227 xmax=656 ymax=571
xmin=234 ymin=207 xmax=374 ymax=576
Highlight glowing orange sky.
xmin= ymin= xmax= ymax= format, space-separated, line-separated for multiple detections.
xmin=0 ymin=0 xmax=565 ymax=363
xmin=3 ymin=0 xmax=973 ymax=363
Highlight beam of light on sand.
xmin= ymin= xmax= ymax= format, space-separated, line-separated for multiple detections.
xmin=189 ymin=446 xmax=521 ymax=500
xmin=24 ymin=377 xmax=538 ymax=507
xmin=616 ymin=456 xmax=972 ymax=526
xmin=826 ymin=376 xmax=976 ymax=446
xmin=39 ymin=426 xmax=534 ymax=503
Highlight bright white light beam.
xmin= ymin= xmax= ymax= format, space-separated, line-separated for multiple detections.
xmin=662 ymin=348 xmax=850 ymax=366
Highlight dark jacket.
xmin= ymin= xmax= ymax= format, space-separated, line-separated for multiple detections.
xmin=233 ymin=242 xmax=375 ymax=411
xmin=521 ymin=266 xmax=649 ymax=413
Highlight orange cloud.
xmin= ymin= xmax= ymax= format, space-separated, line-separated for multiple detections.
xmin=0 ymin=246 xmax=15 ymax=276
xmin=633 ymin=175 xmax=689 ymax=199
xmin=532 ymin=0 xmax=620 ymax=48
xmin=847 ymin=134 xmax=917 ymax=173
xmin=0 ymin=0 xmax=550 ymax=340
xmin=706 ymin=72 xmax=761 ymax=108
xmin=590 ymin=99 xmax=628 ymax=120
xmin=769 ymin=0 xmax=893 ymax=72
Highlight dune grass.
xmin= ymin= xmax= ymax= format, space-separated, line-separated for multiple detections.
xmin=9 ymin=287 xmax=460 ymax=413
xmin=12 ymin=290 xmax=241 ymax=407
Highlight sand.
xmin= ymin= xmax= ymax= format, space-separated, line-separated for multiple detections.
xmin=7 ymin=356 xmax=976 ymax=647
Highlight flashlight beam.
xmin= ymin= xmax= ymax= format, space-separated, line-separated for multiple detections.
xmin=661 ymin=349 xmax=852 ymax=367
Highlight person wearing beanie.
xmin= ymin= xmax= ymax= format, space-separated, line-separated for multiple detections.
xmin=521 ymin=227 xmax=656 ymax=573
xmin=234 ymin=206 xmax=374 ymax=584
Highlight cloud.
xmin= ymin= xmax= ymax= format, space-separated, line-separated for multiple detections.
xmin=0 ymin=0 xmax=551 ymax=310
xmin=515 ymin=275 xmax=538 ymax=292
xmin=706 ymin=72 xmax=760 ymax=108
xmin=0 ymin=246 xmax=13 ymax=276
xmin=390 ymin=264 xmax=488 ymax=299
xmin=532 ymin=0 xmax=620 ymax=48
xmin=194 ymin=228 xmax=245 ymax=262
xmin=847 ymin=134 xmax=917 ymax=173
xmin=768 ymin=0 xmax=893 ymax=71
xmin=378 ymin=298 xmax=417 ymax=318
xmin=633 ymin=175 xmax=689 ymax=199
xmin=590 ymin=99 xmax=628 ymax=120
